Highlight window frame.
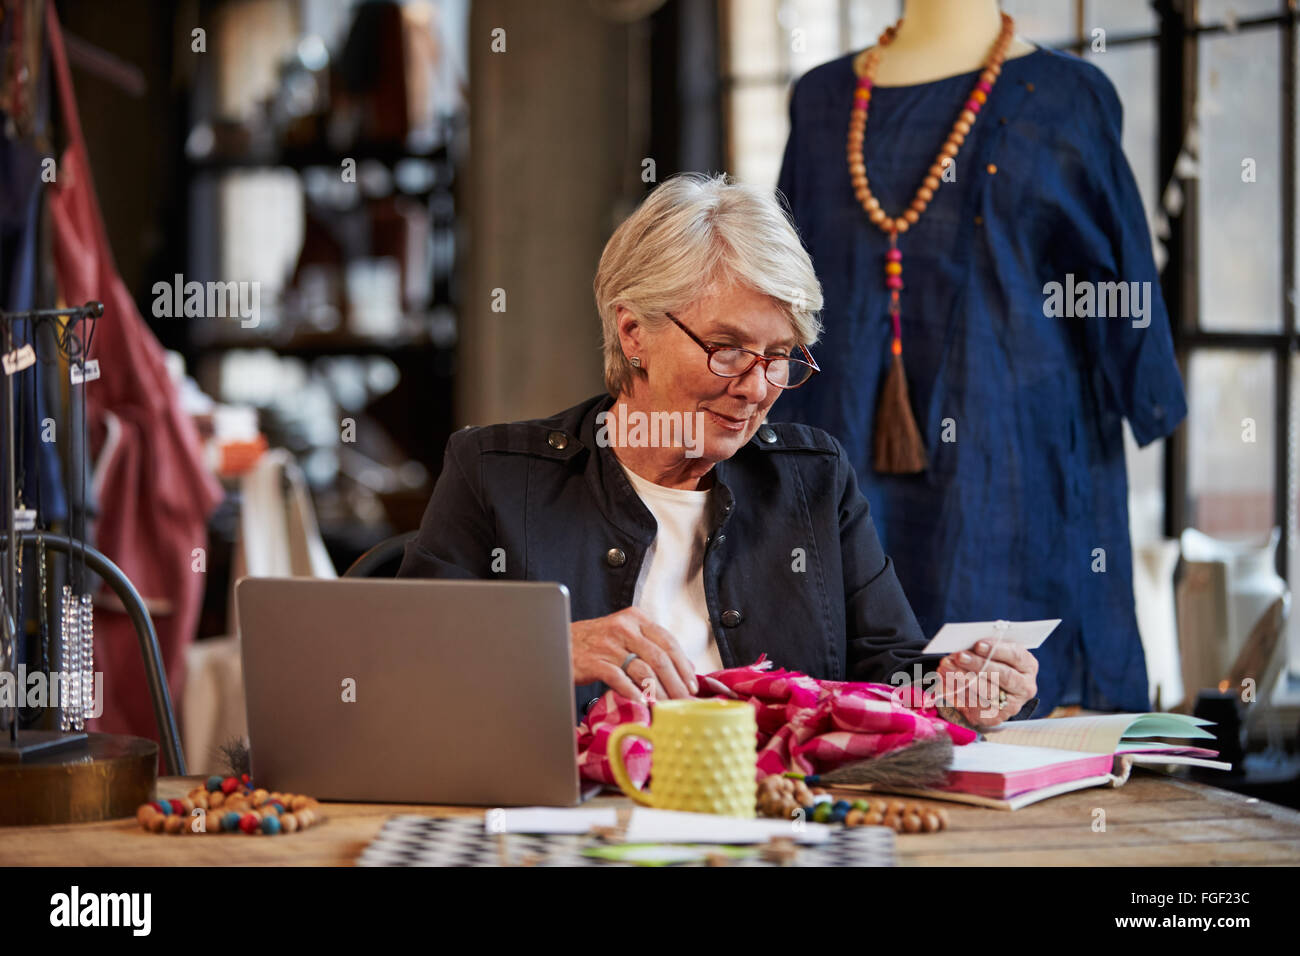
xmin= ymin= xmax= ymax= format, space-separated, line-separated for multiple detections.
xmin=1154 ymin=0 xmax=1297 ymax=578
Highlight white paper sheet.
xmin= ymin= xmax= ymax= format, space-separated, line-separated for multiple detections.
xmin=922 ymin=619 xmax=1061 ymax=655
xmin=488 ymin=806 xmax=830 ymax=844
xmin=491 ymin=807 xmax=618 ymax=834
xmin=625 ymin=809 xmax=830 ymax=844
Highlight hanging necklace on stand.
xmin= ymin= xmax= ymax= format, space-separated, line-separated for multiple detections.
xmin=847 ymin=12 xmax=1015 ymax=474
xmin=64 ymin=318 xmax=97 ymax=732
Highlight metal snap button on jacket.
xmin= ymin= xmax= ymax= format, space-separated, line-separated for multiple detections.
xmin=547 ymin=431 xmax=568 ymax=450
xmin=757 ymin=425 xmax=777 ymax=443
xmin=721 ymin=609 xmax=742 ymax=627
xmin=605 ymin=547 xmax=626 ymax=567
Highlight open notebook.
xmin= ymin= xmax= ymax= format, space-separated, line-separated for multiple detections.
xmin=835 ymin=713 xmax=1229 ymax=811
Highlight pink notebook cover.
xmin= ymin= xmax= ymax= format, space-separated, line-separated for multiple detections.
xmin=940 ymin=752 xmax=1116 ymax=800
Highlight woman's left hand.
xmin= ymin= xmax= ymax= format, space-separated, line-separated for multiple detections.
xmin=935 ymin=641 xmax=1038 ymax=728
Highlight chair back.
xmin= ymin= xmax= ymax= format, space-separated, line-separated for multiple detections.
xmin=343 ymin=531 xmax=418 ymax=578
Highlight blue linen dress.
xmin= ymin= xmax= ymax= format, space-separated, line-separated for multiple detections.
xmin=773 ymin=46 xmax=1187 ymax=714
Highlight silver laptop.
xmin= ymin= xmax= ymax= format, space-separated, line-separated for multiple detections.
xmin=236 ymin=577 xmax=580 ymax=807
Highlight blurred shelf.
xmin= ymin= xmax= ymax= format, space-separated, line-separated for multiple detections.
xmin=189 ymin=139 xmax=450 ymax=173
xmin=195 ymin=328 xmax=453 ymax=357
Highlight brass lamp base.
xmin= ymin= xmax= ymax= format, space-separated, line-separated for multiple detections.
xmin=0 ymin=733 xmax=158 ymax=826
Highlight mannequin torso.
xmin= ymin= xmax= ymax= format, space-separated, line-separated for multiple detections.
xmin=775 ymin=33 xmax=1190 ymax=715
xmin=865 ymin=0 xmax=1038 ymax=86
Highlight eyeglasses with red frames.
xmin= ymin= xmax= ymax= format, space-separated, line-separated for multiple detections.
xmin=665 ymin=313 xmax=820 ymax=389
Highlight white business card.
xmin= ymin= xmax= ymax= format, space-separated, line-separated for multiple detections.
xmin=923 ymin=619 xmax=1061 ymax=655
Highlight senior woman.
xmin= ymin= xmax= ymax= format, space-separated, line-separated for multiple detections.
xmin=397 ymin=172 xmax=1038 ymax=729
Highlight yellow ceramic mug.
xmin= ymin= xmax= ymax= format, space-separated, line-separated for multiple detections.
xmin=605 ymin=699 xmax=758 ymax=817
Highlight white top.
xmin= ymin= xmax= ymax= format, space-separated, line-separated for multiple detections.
xmin=617 ymin=460 xmax=724 ymax=678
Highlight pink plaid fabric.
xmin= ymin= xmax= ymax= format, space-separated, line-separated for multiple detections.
xmin=576 ymin=656 xmax=978 ymax=788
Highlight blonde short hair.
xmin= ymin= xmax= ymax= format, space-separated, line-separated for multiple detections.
xmin=593 ymin=172 xmax=824 ymax=397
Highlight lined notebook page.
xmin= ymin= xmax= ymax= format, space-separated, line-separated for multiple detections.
xmin=984 ymin=714 xmax=1214 ymax=754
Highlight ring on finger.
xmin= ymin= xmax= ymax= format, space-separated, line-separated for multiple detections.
xmin=620 ymin=652 xmax=639 ymax=674
xmin=626 ymin=660 xmax=661 ymax=700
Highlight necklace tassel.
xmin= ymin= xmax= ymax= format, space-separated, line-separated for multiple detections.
xmin=873 ymin=346 xmax=928 ymax=474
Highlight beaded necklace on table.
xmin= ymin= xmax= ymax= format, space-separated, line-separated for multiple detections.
xmin=135 ymin=774 xmax=323 ymax=836
xmin=846 ymin=12 xmax=1016 ymax=474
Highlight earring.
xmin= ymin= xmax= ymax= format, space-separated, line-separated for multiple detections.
xmin=629 ymin=356 xmax=641 ymax=368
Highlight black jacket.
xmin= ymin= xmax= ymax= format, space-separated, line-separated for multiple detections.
xmin=398 ymin=392 xmax=1029 ymax=721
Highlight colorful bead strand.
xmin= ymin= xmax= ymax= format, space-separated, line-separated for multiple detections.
xmin=135 ymin=775 xmax=324 ymax=836
xmin=756 ymin=775 xmax=950 ymax=833
xmin=886 ymin=242 xmax=903 ymax=358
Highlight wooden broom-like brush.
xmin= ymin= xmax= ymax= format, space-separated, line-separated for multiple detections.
xmin=787 ymin=733 xmax=954 ymax=789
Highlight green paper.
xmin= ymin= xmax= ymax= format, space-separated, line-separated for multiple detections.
xmin=581 ymin=843 xmax=758 ymax=866
xmin=1120 ymin=713 xmax=1217 ymax=740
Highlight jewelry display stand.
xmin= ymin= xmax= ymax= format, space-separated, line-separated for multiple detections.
xmin=0 ymin=301 xmax=163 ymax=824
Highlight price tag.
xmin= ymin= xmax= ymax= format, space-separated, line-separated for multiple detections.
xmin=14 ymin=508 xmax=36 ymax=531
xmin=2 ymin=344 xmax=36 ymax=375
xmin=70 ymin=359 xmax=100 ymax=384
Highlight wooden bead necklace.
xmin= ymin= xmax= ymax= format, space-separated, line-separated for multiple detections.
xmin=847 ymin=12 xmax=1016 ymax=474
xmin=756 ymin=774 xmax=950 ymax=834
xmin=134 ymin=774 xmax=323 ymax=836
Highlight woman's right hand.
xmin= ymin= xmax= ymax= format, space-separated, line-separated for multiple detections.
xmin=571 ymin=606 xmax=699 ymax=702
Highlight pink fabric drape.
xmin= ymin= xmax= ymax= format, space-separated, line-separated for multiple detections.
xmin=577 ymin=656 xmax=978 ymax=788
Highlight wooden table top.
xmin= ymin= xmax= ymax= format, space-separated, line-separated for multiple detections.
xmin=4 ymin=769 xmax=1299 ymax=866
